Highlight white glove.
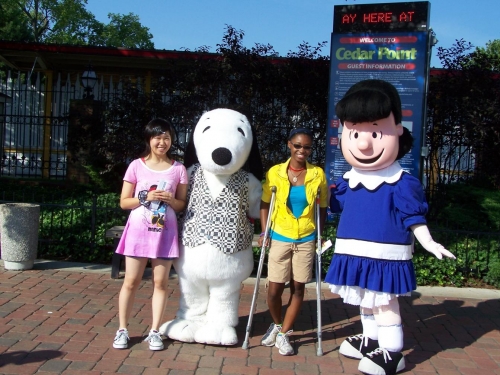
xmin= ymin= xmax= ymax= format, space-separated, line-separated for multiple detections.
xmin=411 ymin=224 xmax=456 ymax=260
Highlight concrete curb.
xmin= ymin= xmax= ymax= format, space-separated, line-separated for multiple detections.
xmin=2 ymin=259 xmax=498 ymax=300
xmin=411 ymin=285 xmax=500 ymax=299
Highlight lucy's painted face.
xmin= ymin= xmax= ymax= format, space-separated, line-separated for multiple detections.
xmin=340 ymin=112 xmax=403 ymax=171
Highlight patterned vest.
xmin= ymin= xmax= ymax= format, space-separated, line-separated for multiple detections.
xmin=182 ymin=164 xmax=254 ymax=254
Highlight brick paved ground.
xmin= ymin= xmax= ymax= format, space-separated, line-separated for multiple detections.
xmin=0 ymin=262 xmax=499 ymax=375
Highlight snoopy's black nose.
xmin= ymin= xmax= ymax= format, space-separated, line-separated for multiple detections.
xmin=212 ymin=147 xmax=232 ymax=166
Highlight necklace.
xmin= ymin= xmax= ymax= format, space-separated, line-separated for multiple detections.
xmin=288 ymin=169 xmax=304 ymax=183
xmin=289 ymin=165 xmax=306 ymax=172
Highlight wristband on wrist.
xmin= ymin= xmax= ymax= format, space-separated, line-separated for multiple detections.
xmin=138 ymin=190 xmax=151 ymax=208
xmin=259 ymin=232 xmax=266 ymax=237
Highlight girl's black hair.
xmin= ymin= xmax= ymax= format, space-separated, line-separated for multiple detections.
xmin=336 ymin=79 xmax=412 ymax=160
xmin=140 ymin=118 xmax=176 ymax=159
xmin=288 ymin=127 xmax=313 ymax=140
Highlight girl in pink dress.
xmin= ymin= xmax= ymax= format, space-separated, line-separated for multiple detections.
xmin=112 ymin=119 xmax=188 ymax=351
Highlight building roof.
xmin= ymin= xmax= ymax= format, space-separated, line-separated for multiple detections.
xmin=0 ymin=40 xmax=444 ymax=77
xmin=0 ymin=40 xmax=218 ymax=74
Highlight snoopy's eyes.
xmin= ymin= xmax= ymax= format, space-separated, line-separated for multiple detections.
xmin=201 ymin=124 xmax=246 ymax=136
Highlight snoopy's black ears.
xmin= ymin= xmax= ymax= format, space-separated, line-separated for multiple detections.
xmin=243 ymin=125 xmax=263 ymax=181
xmin=183 ymin=132 xmax=198 ymax=169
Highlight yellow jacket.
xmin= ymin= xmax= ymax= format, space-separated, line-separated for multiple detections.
xmin=261 ymin=158 xmax=328 ymax=239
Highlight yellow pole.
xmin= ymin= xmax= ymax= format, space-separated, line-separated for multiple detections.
xmin=42 ymin=71 xmax=53 ymax=178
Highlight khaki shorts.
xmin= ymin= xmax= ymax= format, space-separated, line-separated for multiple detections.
xmin=267 ymin=239 xmax=316 ymax=284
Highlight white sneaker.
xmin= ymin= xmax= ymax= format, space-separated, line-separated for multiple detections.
xmin=358 ymin=348 xmax=406 ymax=375
xmin=339 ymin=334 xmax=379 ymax=359
xmin=144 ymin=329 xmax=164 ymax=351
xmin=275 ymin=330 xmax=294 ymax=356
xmin=113 ymin=328 xmax=129 ymax=349
xmin=261 ymin=323 xmax=282 ymax=346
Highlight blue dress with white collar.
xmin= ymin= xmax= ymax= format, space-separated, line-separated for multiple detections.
xmin=325 ymin=162 xmax=428 ymax=308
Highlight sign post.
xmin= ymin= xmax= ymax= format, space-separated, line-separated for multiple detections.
xmin=326 ymin=1 xmax=432 ymax=187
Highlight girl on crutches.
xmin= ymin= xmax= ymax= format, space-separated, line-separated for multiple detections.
xmin=257 ymin=128 xmax=327 ymax=356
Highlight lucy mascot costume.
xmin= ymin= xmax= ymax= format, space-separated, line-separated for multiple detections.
xmin=159 ymin=108 xmax=263 ymax=346
xmin=325 ymin=80 xmax=455 ymax=375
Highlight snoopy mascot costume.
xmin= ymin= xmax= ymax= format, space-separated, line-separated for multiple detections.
xmin=159 ymin=108 xmax=263 ymax=346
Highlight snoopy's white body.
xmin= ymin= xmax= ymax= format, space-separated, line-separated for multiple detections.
xmin=159 ymin=109 xmax=262 ymax=345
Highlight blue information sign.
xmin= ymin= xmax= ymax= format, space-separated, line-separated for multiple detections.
xmin=325 ymin=31 xmax=430 ymax=185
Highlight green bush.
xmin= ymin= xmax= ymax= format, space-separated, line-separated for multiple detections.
xmin=38 ymin=192 xmax=127 ymax=263
xmin=413 ymin=245 xmax=466 ymax=287
xmin=433 ymin=182 xmax=500 ymax=231
xmin=484 ymin=260 xmax=500 ymax=288
xmin=428 ymin=183 xmax=500 ymax=287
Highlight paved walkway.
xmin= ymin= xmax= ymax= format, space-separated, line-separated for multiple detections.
xmin=0 ymin=259 xmax=499 ymax=375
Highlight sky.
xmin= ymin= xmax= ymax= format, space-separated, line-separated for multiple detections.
xmin=85 ymin=0 xmax=499 ymax=68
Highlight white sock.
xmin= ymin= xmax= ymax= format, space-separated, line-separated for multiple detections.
xmin=361 ymin=310 xmax=378 ymax=341
xmin=377 ymin=324 xmax=404 ymax=352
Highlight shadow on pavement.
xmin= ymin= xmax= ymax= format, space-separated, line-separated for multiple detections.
xmin=401 ymin=296 xmax=500 ymax=370
xmin=0 ymin=350 xmax=63 ymax=366
xmin=236 ymin=288 xmax=500 ymax=370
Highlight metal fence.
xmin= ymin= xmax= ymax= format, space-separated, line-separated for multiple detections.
xmin=0 ymin=70 xmax=326 ymax=178
xmin=1 ymin=69 xmax=482 ymax=202
xmin=0 ymin=70 xmax=152 ymax=179
xmin=1 ymin=71 xmax=71 ymax=178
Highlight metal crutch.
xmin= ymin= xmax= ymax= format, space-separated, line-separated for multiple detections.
xmin=315 ymin=187 xmax=324 ymax=356
xmin=242 ymin=186 xmax=277 ymax=350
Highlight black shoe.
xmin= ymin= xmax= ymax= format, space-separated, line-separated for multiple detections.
xmin=339 ymin=334 xmax=379 ymax=359
xmin=358 ymin=348 xmax=405 ymax=375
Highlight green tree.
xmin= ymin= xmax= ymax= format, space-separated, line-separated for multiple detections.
xmin=0 ymin=1 xmax=32 ymax=41
xmin=426 ymin=38 xmax=500 ymax=212
xmin=44 ymin=0 xmax=101 ymax=45
xmin=0 ymin=0 xmax=49 ymax=42
xmin=0 ymin=0 xmax=153 ymax=48
xmin=473 ymin=39 xmax=500 ymax=71
xmin=465 ymin=39 xmax=500 ymax=185
xmin=93 ymin=13 xmax=154 ymax=49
